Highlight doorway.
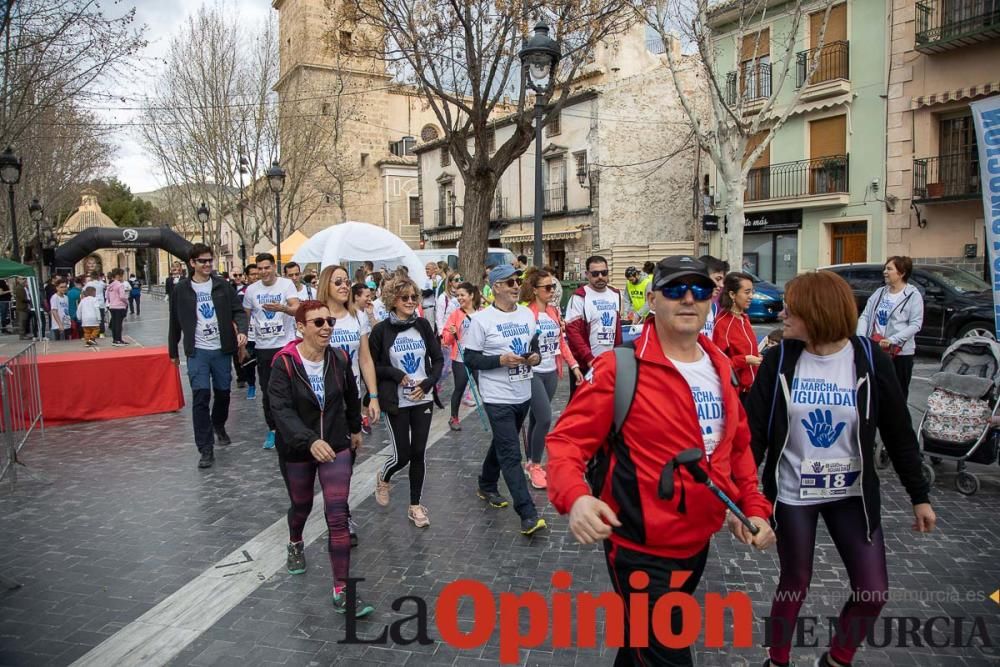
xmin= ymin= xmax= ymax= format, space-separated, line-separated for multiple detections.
xmin=831 ymin=222 xmax=867 ymax=264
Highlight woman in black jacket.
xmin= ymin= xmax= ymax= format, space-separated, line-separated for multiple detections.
xmin=745 ymin=272 xmax=935 ymax=667
xmin=268 ymin=300 xmax=373 ymax=618
xmin=368 ymin=275 xmax=443 ymax=528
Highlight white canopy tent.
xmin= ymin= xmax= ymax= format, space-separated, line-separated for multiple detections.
xmin=291 ymin=221 xmax=429 ymax=289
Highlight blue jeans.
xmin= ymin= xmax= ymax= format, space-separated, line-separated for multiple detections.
xmin=479 ymin=400 xmax=535 ymax=520
xmin=186 ymin=348 xmax=233 ymax=452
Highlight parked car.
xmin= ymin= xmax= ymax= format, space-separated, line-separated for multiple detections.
xmin=744 ymin=272 xmax=784 ymax=322
xmin=820 ymin=263 xmax=994 ymax=347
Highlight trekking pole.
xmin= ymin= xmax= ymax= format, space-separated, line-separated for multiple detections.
xmin=454 ymin=340 xmax=491 ymax=433
xmin=661 ymin=448 xmax=760 ymax=536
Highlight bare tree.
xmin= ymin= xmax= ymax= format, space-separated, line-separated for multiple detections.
xmin=642 ymin=0 xmax=834 ymax=265
xmin=350 ymin=0 xmax=634 ymax=281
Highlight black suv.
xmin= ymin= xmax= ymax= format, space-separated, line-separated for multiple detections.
xmin=821 ymin=263 xmax=994 ymax=347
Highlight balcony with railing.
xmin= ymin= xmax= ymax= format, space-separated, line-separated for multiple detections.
xmin=744 ymin=155 xmax=850 ymax=210
xmin=434 ymin=206 xmax=457 ymax=227
xmin=913 ymin=152 xmax=982 ymax=202
xmin=490 ymin=196 xmax=508 ymax=221
xmin=726 ymin=62 xmax=772 ymax=112
xmin=916 ymin=0 xmax=1000 ymax=53
xmin=796 ymin=41 xmax=850 ymax=101
xmin=543 ymin=184 xmax=567 ymax=213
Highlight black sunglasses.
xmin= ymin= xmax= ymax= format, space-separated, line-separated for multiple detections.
xmin=307 ymin=316 xmax=336 ymax=328
xmin=660 ymin=282 xmax=715 ymax=301
xmin=192 ymin=257 xmax=213 ymax=265
xmin=399 ymin=294 xmax=419 ymax=302
xmin=451 ymin=276 xmax=463 ymax=282
xmin=501 ymin=278 xmax=523 ymax=288
xmin=536 ymin=283 xmax=555 ymax=291
xmin=330 ymin=278 xmax=349 ymax=287
xmin=590 ymin=270 xmax=609 ymax=278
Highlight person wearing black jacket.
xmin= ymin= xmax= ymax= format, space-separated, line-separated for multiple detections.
xmin=268 ymin=300 xmax=373 ymax=617
xmin=168 ymin=244 xmax=249 ymax=469
xmin=745 ymin=271 xmax=935 ymax=667
xmin=368 ymin=275 xmax=443 ymax=528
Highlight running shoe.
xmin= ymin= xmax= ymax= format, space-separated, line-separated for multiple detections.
xmin=374 ymin=478 xmax=390 ymax=506
xmin=361 ymin=416 xmax=372 ymax=435
xmin=477 ymin=489 xmax=509 ymax=508
xmin=263 ymin=431 xmax=275 ymax=449
xmin=286 ymin=541 xmax=306 ymax=575
xmin=247 ymin=386 xmax=256 ymax=400
xmin=448 ymin=416 xmax=461 ymax=431
xmin=520 ymin=517 xmax=547 ymax=536
xmin=332 ymin=590 xmax=375 ymax=618
xmin=528 ymin=463 xmax=547 ymax=490
xmin=462 ymin=391 xmax=475 ymax=407
xmin=348 ymin=517 xmax=359 ymax=548
xmin=408 ymin=504 xmax=430 ymax=528
xmin=214 ymin=427 xmax=232 ymax=446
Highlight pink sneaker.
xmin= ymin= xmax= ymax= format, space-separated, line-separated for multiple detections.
xmin=528 ymin=463 xmax=547 ymax=490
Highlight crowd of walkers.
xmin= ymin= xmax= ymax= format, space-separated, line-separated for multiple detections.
xmin=166 ymin=242 xmax=937 ymax=664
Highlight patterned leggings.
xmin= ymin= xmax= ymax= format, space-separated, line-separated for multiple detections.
xmin=279 ymin=455 xmax=352 ymax=589
xmin=767 ymin=498 xmax=889 ymax=665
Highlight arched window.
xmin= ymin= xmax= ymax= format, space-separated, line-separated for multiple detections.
xmin=420 ymin=124 xmax=440 ymax=142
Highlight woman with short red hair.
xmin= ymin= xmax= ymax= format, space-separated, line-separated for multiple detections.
xmin=745 ymin=271 xmax=936 ymax=667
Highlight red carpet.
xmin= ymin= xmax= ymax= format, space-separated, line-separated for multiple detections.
xmin=38 ymin=346 xmax=185 ymax=425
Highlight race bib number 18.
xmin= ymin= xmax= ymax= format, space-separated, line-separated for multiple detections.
xmin=799 ymin=457 xmax=862 ymax=500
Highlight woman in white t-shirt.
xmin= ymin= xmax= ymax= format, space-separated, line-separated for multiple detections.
xmin=746 ymin=271 xmax=935 ymax=667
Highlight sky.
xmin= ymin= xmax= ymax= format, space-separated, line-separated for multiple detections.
xmin=104 ymin=0 xmax=273 ymax=195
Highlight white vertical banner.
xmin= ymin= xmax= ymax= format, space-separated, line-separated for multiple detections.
xmin=971 ymin=95 xmax=1000 ymax=339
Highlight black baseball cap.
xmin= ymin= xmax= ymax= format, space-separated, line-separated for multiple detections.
xmin=652 ymin=256 xmax=714 ymax=290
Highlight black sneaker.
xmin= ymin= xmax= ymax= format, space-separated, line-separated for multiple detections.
xmin=214 ymin=427 xmax=232 ymax=446
xmin=197 ymin=451 xmax=214 ymax=469
xmin=349 ymin=518 xmax=359 ymax=548
xmin=520 ymin=516 xmax=547 ymax=536
xmin=286 ymin=541 xmax=306 ymax=575
xmin=477 ymin=489 xmax=509 ymax=508
xmin=332 ymin=590 xmax=375 ymax=617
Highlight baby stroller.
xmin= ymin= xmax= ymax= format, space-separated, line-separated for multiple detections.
xmin=917 ymin=336 xmax=1000 ymax=495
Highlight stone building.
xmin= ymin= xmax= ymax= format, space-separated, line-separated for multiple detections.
xmin=56 ymin=192 xmax=138 ymax=277
xmin=884 ymin=0 xmax=999 ymax=275
xmin=272 ymin=0 xmax=444 ymax=247
xmin=414 ymin=24 xmax=705 ymax=282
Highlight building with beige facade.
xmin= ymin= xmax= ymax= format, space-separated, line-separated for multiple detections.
xmin=885 ymin=0 xmax=999 ymax=275
xmin=272 ymin=0 xmax=447 ymax=247
xmin=414 ymin=25 xmax=704 ymax=282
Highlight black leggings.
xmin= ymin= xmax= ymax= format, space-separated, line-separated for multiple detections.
xmin=381 ymin=404 xmax=434 ymax=505
xmin=892 ymin=354 xmax=914 ymax=402
xmin=450 ymin=361 xmax=477 ymax=417
xmin=109 ymin=308 xmax=126 ymax=343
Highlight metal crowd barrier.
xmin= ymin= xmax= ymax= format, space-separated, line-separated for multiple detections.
xmin=0 ymin=341 xmax=44 ymax=489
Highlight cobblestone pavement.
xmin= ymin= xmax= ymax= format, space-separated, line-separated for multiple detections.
xmin=0 ymin=299 xmax=997 ymax=666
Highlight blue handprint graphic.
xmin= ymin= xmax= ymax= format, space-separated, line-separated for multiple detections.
xmin=340 ymin=344 xmax=355 ymax=363
xmin=198 ymin=302 xmax=215 ymax=319
xmin=600 ymin=311 xmax=615 ymax=327
xmin=401 ymin=351 xmax=421 ymax=374
xmin=263 ymin=308 xmax=277 ymax=320
xmin=876 ymin=308 xmax=889 ymax=327
xmin=801 ymin=409 xmax=846 ymax=448
xmin=510 ymin=337 xmax=528 ymax=357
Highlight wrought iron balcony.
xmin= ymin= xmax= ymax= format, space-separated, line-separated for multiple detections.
xmin=433 ymin=206 xmax=457 ymax=227
xmin=745 ymin=155 xmax=849 ymax=203
xmin=913 ymin=152 xmax=982 ymax=202
xmin=490 ymin=196 xmax=508 ymax=221
xmin=543 ymin=185 xmax=567 ymax=213
xmin=796 ymin=40 xmax=850 ymax=88
xmin=916 ymin=0 xmax=1000 ymax=53
xmin=726 ymin=61 xmax=772 ymax=106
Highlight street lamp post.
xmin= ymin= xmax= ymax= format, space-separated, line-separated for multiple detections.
xmin=196 ymin=202 xmax=210 ymax=244
xmin=519 ymin=22 xmax=561 ymax=268
xmin=266 ymin=160 xmax=286 ymax=272
xmin=0 ymin=147 xmax=23 ymax=263
xmin=28 ymin=198 xmax=45 ymax=337
xmin=238 ymin=154 xmax=248 ymax=267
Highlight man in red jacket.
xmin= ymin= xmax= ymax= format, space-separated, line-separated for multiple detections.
xmin=547 ymin=255 xmax=775 ymax=666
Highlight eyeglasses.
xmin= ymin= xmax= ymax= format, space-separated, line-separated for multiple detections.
xmin=399 ymin=294 xmax=419 ymax=302
xmin=589 ymin=270 xmax=609 ymax=278
xmin=500 ymin=278 xmax=523 ymax=288
xmin=193 ymin=257 xmax=213 ymax=265
xmin=330 ymin=278 xmax=349 ymax=287
xmin=536 ymin=283 xmax=555 ymax=292
xmin=660 ymin=282 xmax=715 ymax=301
xmin=307 ymin=316 xmax=336 ymax=328
xmin=451 ymin=277 xmax=463 ymax=282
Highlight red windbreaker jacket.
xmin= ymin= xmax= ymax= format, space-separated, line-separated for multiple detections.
xmin=546 ymin=319 xmax=772 ymax=559
xmin=712 ymin=310 xmax=760 ymax=393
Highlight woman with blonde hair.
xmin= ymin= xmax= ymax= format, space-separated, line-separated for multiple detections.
xmin=368 ymin=275 xmax=444 ymax=527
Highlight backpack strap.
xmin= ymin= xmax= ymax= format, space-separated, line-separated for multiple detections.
xmin=612 ymin=343 xmax=638 ymax=434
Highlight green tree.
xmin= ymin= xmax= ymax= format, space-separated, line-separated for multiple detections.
xmin=88 ymin=178 xmax=167 ymax=227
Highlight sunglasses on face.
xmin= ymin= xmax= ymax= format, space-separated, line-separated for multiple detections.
xmin=193 ymin=257 xmax=213 ymax=265
xmin=307 ymin=316 xmax=336 ymax=328
xmin=451 ymin=277 xmax=463 ymax=282
xmin=660 ymin=282 xmax=715 ymax=301
xmin=536 ymin=283 xmax=555 ymax=292
xmin=399 ymin=294 xmax=419 ymax=302
xmin=590 ymin=270 xmax=609 ymax=278
xmin=500 ymin=278 xmax=523 ymax=288
xmin=330 ymin=278 xmax=349 ymax=287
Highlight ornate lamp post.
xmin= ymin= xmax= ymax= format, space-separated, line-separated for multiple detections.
xmin=0 ymin=147 xmax=23 ymax=263
xmin=266 ymin=160 xmax=286 ymax=271
xmin=196 ymin=202 xmax=210 ymax=244
xmin=238 ymin=154 xmax=248 ymax=266
xmin=518 ymin=22 xmax=561 ymax=268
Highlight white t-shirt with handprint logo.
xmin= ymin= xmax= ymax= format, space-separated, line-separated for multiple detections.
xmin=192 ymin=279 xmax=221 ymax=351
xmin=873 ymin=290 xmax=897 ymax=337
xmin=669 ymin=346 xmax=725 ymax=458
xmin=464 ymin=304 xmax=536 ymax=404
xmin=390 ymin=327 xmax=431 ymax=408
xmin=779 ymin=343 xmax=861 ymax=505
xmin=329 ymin=312 xmax=371 ymax=392
xmin=565 ymin=285 xmax=626 ymax=360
